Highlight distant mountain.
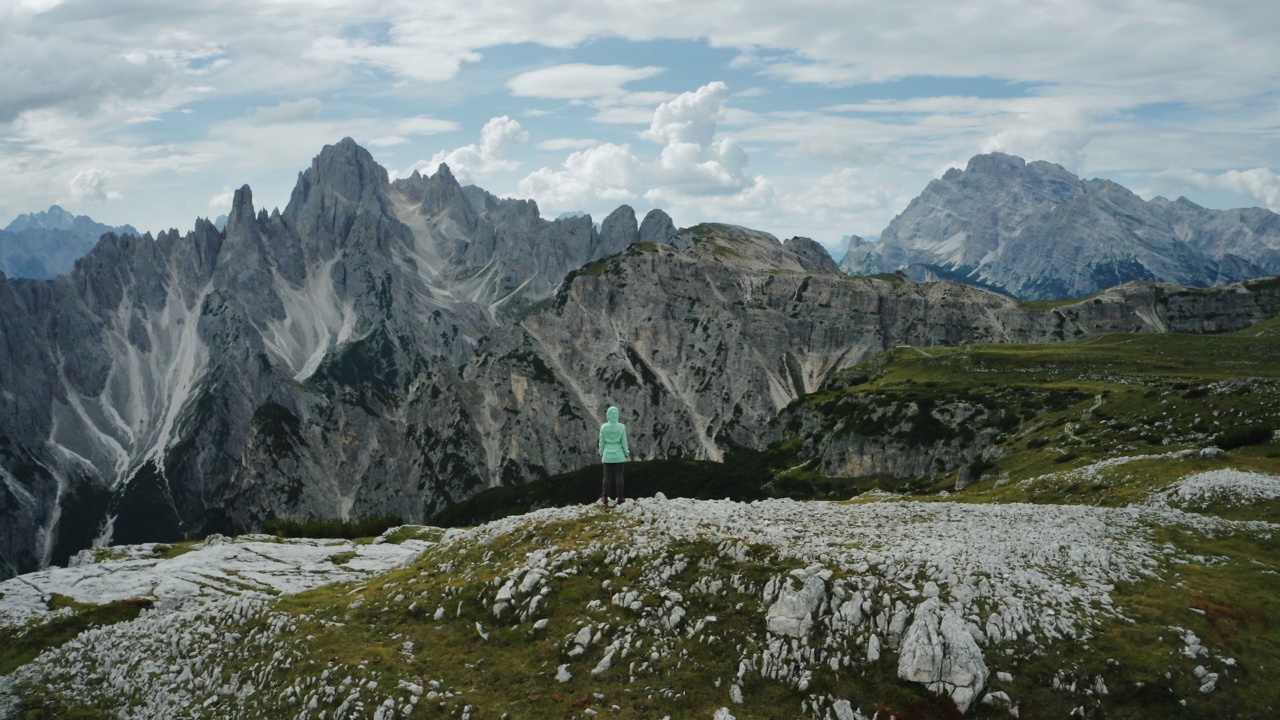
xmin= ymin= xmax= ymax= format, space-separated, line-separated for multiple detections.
xmin=840 ymin=153 xmax=1280 ymax=300
xmin=0 ymin=205 xmax=139 ymax=279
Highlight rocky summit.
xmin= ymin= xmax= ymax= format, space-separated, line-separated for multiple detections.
xmin=840 ymin=152 xmax=1280 ymax=300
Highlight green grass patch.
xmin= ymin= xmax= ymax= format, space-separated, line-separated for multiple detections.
xmin=328 ymin=551 xmax=358 ymax=565
xmin=0 ymin=596 xmax=154 ymax=676
xmin=1002 ymin=525 xmax=1280 ymax=718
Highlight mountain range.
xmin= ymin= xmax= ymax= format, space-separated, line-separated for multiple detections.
xmin=839 ymin=153 xmax=1280 ymax=300
xmin=0 ymin=206 xmax=138 ymax=280
xmin=2 ymin=139 xmax=1279 ymax=582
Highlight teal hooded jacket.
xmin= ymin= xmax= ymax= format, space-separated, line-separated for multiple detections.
xmin=598 ymin=406 xmax=630 ymax=463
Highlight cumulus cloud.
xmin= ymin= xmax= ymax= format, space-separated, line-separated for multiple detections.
xmin=519 ymin=82 xmax=766 ymax=217
xmin=644 ymin=82 xmax=756 ymax=195
xmin=411 ymin=116 xmax=529 ymax=183
xmin=1153 ymin=167 xmax=1280 ymax=211
xmin=251 ymin=98 xmax=323 ymax=125
xmin=508 ymin=63 xmax=664 ymax=100
xmin=519 ymin=143 xmax=639 ymax=210
xmin=68 ymin=168 xmax=120 ymax=202
xmin=537 ymin=138 xmax=601 ymax=151
xmin=208 ymin=186 xmax=234 ymax=210
xmin=642 ymin=82 xmax=728 ymax=147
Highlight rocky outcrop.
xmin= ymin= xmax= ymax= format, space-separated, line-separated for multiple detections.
xmin=897 ymin=597 xmax=989 ymax=711
xmin=841 ymin=152 xmax=1280 ymax=300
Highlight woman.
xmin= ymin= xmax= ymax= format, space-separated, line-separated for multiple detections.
xmin=598 ymin=405 xmax=630 ymax=505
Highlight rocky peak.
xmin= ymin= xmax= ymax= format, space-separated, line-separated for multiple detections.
xmin=598 ymin=205 xmax=639 ymax=257
xmin=422 ymin=164 xmax=470 ymax=218
xmin=226 ymin=185 xmax=257 ymax=238
xmin=5 ymin=205 xmax=78 ymax=232
xmin=639 ymin=209 xmax=677 ymax=244
xmin=316 ymin=136 xmax=389 ymax=196
xmin=672 ymin=224 xmax=839 ymax=275
xmin=284 ymin=137 xmax=390 ymax=223
xmin=963 ymin=151 xmax=1027 ymax=176
xmin=432 ymin=162 xmax=458 ymax=187
xmin=1 ymin=206 xmax=142 ymax=280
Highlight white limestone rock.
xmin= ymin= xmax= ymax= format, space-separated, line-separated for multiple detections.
xmin=897 ymin=598 xmax=989 ymax=712
xmin=765 ymin=566 xmax=828 ymax=638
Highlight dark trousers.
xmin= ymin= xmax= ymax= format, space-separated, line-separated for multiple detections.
xmin=602 ymin=463 xmax=625 ymax=500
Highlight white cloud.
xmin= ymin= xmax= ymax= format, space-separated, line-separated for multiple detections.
xmin=519 ymin=82 xmax=767 ymax=218
xmin=642 ymin=82 xmax=728 ymax=147
xmin=208 ymin=186 xmax=234 ymax=210
xmin=370 ymin=116 xmax=461 ymax=147
xmin=411 ymin=115 xmax=528 ymax=183
xmin=251 ymin=98 xmax=323 ymax=125
xmin=1153 ymin=167 xmax=1280 ymax=211
xmin=68 ymin=167 xmax=120 ymax=202
xmin=519 ymin=143 xmax=639 ymax=210
xmin=479 ymin=116 xmax=527 ymax=156
xmin=592 ymin=106 xmax=663 ymax=125
xmin=397 ymin=117 xmax=458 ymax=136
xmin=644 ymin=82 xmax=758 ymax=195
xmin=507 ymin=63 xmax=664 ymax=100
xmin=980 ymin=127 xmax=1092 ymax=176
xmin=537 ymin=138 xmax=600 ymax=151
xmin=0 ymin=30 xmax=175 ymax=123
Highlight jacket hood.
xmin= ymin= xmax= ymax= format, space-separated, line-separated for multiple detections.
xmin=606 ymin=406 xmax=620 ymax=423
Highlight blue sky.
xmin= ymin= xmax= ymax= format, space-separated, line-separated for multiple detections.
xmin=3 ymin=0 xmax=1279 ymax=256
